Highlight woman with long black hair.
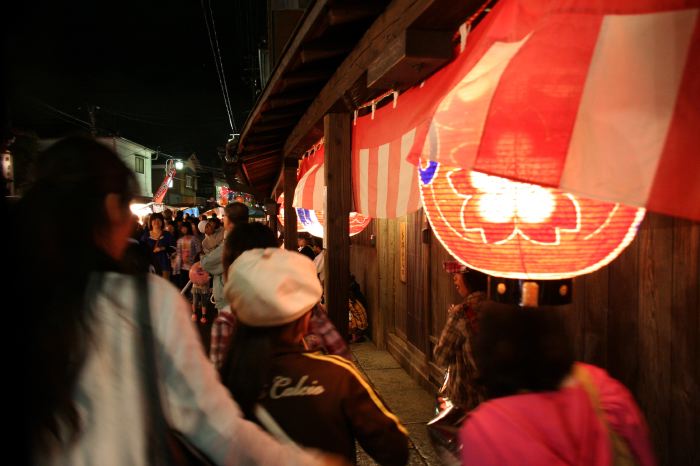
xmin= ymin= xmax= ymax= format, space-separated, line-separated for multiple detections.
xmin=11 ymin=136 xmax=336 ymax=465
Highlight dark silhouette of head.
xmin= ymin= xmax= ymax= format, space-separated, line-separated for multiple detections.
xmin=225 ymin=201 xmax=249 ymax=226
xmin=473 ymin=303 xmax=574 ymax=399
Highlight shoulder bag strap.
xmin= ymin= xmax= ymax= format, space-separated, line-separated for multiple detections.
xmin=574 ymin=365 xmax=637 ymax=466
xmin=135 ymin=274 xmax=173 ymax=465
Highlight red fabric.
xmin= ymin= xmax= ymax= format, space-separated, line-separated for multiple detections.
xmin=354 ymin=0 xmax=700 ymax=221
xmin=297 ymin=144 xmax=324 ymax=181
xmin=153 ymin=168 xmax=175 ymax=204
xmin=460 ymin=363 xmax=656 ymax=466
xmin=647 ymin=17 xmax=700 ymax=220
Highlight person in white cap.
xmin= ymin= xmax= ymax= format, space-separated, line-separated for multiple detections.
xmin=221 ymin=248 xmax=409 ymax=466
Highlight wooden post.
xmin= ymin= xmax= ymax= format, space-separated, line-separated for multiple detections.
xmin=283 ymin=158 xmax=298 ymax=251
xmin=324 ymin=112 xmax=351 ymax=340
xmin=265 ymin=198 xmax=278 ymax=236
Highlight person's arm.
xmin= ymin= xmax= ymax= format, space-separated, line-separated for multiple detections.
xmin=200 ymin=242 xmax=223 ymax=275
xmin=433 ymin=305 xmax=466 ymax=367
xmin=308 ymin=307 xmax=352 ymax=360
xmin=209 ymin=312 xmax=235 ymax=370
xmin=148 ymin=276 xmax=327 ymax=465
xmin=339 ymin=360 xmax=409 ymax=466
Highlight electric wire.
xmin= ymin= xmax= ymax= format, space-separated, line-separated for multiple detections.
xmin=206 ymin=0 xmax=237 ymax=132
xmin=200 ymin=0 xmax=236 ymax=133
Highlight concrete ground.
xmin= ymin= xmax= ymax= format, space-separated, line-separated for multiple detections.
xmin=351 ymin=341 xmax=442 ymax=466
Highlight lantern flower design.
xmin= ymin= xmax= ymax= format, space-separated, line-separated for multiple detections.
xmin=450 ymin=170 xmax=579 ymax=245
xmin=296 ymin=208 xmax=371 ymax=238
xmin=349 ymin=212 xmax=372 ymax=236
xmin=419 ymin=160 xmax=645 ymax=279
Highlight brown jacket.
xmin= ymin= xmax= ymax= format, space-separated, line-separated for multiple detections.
xmin=257 ymin=349 xmax=409 ymax=466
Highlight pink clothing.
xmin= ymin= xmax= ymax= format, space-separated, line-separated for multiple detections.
xmin=460 ymin=363 xmax=655 ymax=466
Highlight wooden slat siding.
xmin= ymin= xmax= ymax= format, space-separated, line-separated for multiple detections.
xmin=283 ymin=158 xmax=299 ymax=250
xmin=375 ymin=219 xmax=396 ymax=349
xmin=393 ymin=219 xmax=407 ymax=338
xmin=637 ymin=214 xmax=674 ymax=466
xmin=606 ymin=228 xmax=640 ymax=392
xmin=568 ymin=277 xmax=585 ymax=360
xmin=582 ymin=267 xmax=609 ymax=366
xmin=670 ymin=217 xmax=700 ymax=466
xmin=406 ymin=211 xmax=423 ymax=349
xmin=323 ymin=113 xmax=352 ymax=340
xmin=350 ymin=220 xmax=377 ymax=339
xmin=429 ymin=231 xmax=461 ymax=341
xmin=421 ymin=212 xmax=433 ymax=355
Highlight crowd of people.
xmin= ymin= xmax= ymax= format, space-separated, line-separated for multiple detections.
xmin=7 ymin=136 xmax=656 ymax=466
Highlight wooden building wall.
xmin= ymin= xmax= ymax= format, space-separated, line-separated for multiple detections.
xmin=349 ymin=210 xmax=699 ymax=466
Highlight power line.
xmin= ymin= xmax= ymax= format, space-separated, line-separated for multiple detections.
xmin=207 ymin=0 xmax=237 ymax=132
xmin=40 ymin=102 xmax=91 ymax=128
xmin=200 ymin=0 xmax=236 ymax=133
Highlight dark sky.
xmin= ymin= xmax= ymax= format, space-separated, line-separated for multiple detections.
xmin=2 ymin=0 xmax=267 ymax=165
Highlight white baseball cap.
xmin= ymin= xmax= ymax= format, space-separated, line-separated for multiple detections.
xmin=198 ymin=220 xmax=208 ymax=234
xmin=224 ymin=248 xmax=322 ymax=327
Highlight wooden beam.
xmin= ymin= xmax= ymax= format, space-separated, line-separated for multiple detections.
xmin=244 ymin=151 xmax=281 ymax=162
xmin=240 ymin=141 xmax=282 ymax=153
xmin=254 ymin=120 xmax=297 ymax=133
xmin=328 ymin=3 xmax=386 ymax=26
xmin=367 ymin=29 xmax=453 ymax=90
xmin=265 ymin=199 xmax=279 ymax=237
xmin=238 ymin=0 xmax=331 ymax=148
xmin=284 ymin=0 xmax=449 ymax=158
xmin=245 ymin=134 xmax=283 ymax=146
xmin=323 ymin=112 xmax=352 ymax=341
xmin=283 ymin=158 xmax=299 ymax=251
xmin=256 ymin=106 xmax=311 ymax=124
xmin=300 ymin=38 xmax=355 ymax=64
xmin=267 ymin=90 xmax=317 ymax=110
xmin=279 ymin=69 xmax=332 ymax=91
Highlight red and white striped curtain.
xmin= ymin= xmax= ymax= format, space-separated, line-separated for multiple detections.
xmin=355 ymin=0 xmax=700 ymax=221
xmin=293 ymin=144 xmax=325 ymax=210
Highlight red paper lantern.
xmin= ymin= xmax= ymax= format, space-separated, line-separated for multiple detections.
xmin=419 ymin=162 xmax=645 ymax=279
xmin=218 ymin=187 xmax=231 ymax=206
xmin=277 ymin=194 xmax=306 ymax=233
xmin=296 ymin=208 xmax=371 ymax=238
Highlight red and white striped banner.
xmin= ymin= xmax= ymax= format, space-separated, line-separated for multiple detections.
xmin=364 ymin=0 xmax=700 ymax=221
xmin=351 ymin=125 xmax=425 ymax=218
xmin=293 ymin=144 xmax=325 ymax=210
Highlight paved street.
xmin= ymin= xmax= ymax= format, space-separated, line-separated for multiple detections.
xmin=351 ymin=341 xmax=442 ymax=466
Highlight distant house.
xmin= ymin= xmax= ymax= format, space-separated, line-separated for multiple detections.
xmin=102 ymin=137 xmax=154 ymax=200
xmin=152 ymin=153 xmax=209 ymax=207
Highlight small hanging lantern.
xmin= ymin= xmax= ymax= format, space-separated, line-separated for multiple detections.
xmin=419 ymin=161 xmax=645 ymax=281
xmin=277 ymin=194 xmax=306 ymax=233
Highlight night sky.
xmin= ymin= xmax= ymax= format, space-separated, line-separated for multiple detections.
xmin=2 ymin=0 xmax=267 ymax=165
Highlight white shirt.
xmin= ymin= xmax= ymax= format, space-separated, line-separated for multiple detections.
xmin=41 ymin=272 xmax=320 ymax=466
xmin=313 ymin=250 xmax=325 ymax=286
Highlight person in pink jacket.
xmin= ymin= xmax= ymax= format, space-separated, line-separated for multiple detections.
xmin=460 ymin=303 xmax=655 ymax=466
